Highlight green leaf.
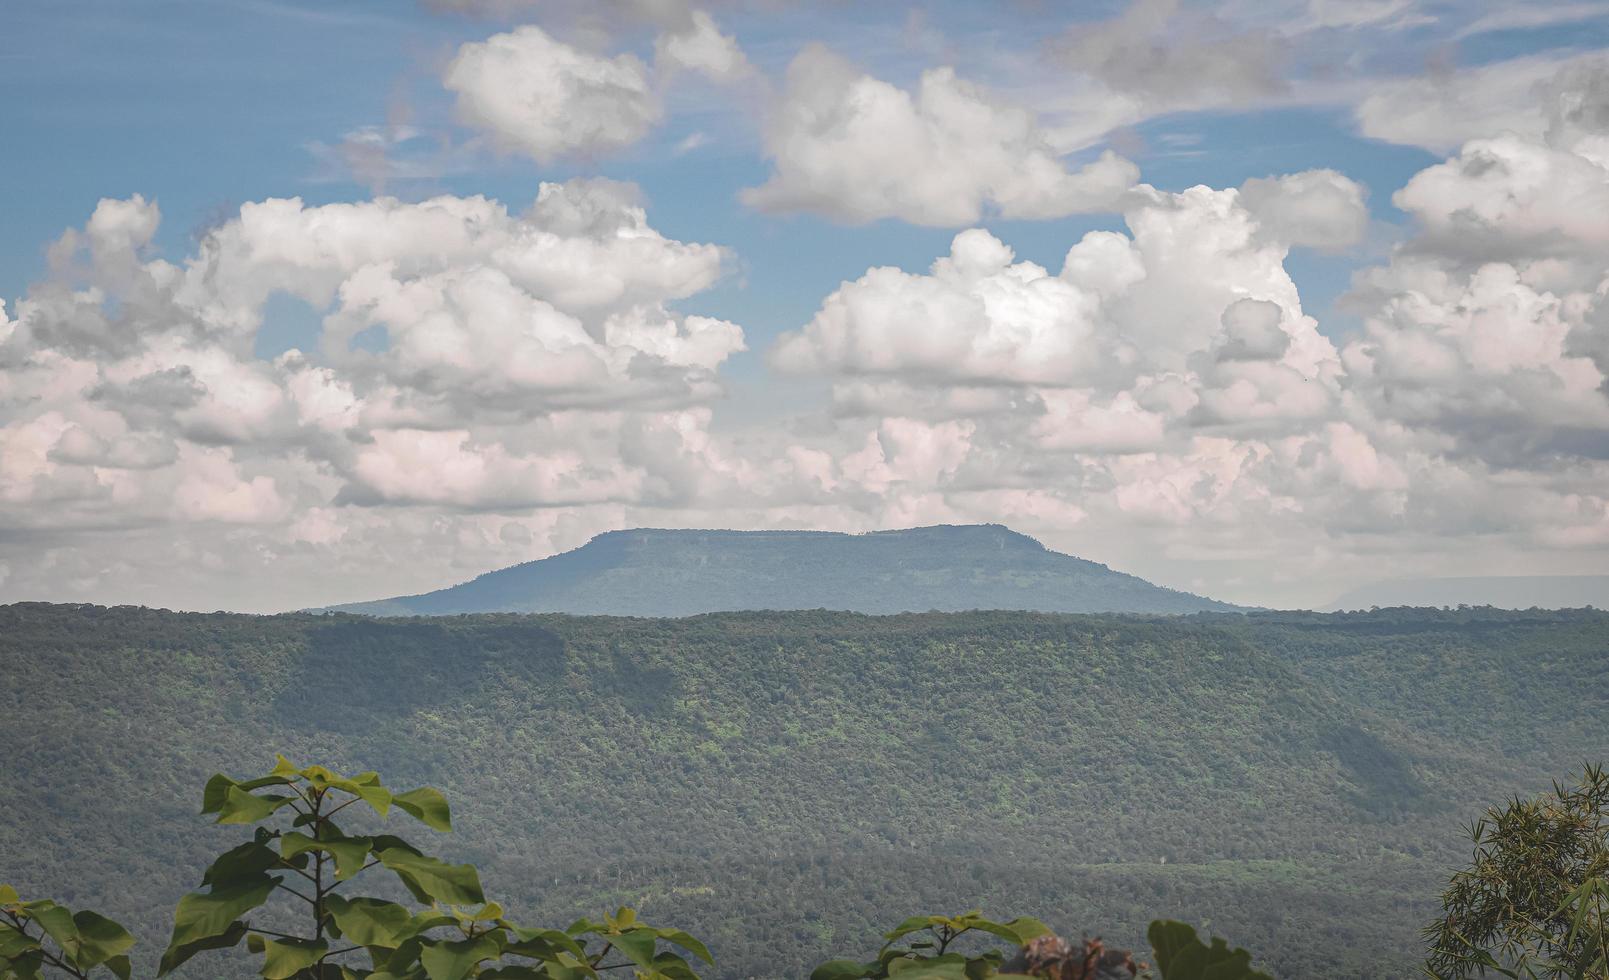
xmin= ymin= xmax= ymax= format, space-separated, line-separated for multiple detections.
xmin=216 ymin=785 xmax=293 ymax=825
xmin=159 ymin=920 xmax=250 ymax=976
xmin=812 ymin=959 xmax=877 ymax=980
xmin=965 ymin=916 xmax=1049 ymax=947
xmin=66 ymin=910 xmax=135 ymax=969
xmin=393 ymin=788 xmax=453 ymax=832
xmin=247 ymin=934 xmax=329 ymax=980
xmin=0 ymin=922 xmax=42 ymax=960
xmin=609 ymin=929 xmax=658 ymax=970
xmin=0 ymin=885 xmax=19 ymax=906
xmin=502 ymin=926 xmax=587 ymax=962
xmin=25 ymin=903 xmax=78 ymax=960
xmin=280 ymin=831 xmax=374 ymax=880
xmin=202 ymin=774 xmax=292 ymax=815
xmin=883 ymin=916 xmax=943 ymax=943
xmin=160 ymin=876 xmax=277 ymax=974
xmin=375 ymin=850 xmax=484 ymax=906
xmin=325 ymin=896 xmax=416 ymax=950
xmin=647 ymin=927 xmax=714 ymax=965
xmin=202 ymin=840 xmax=285 ymax=888
xmin=885 ymin=954 xmax=972 ymax=979
xmin=418 ymin=935 xmax=501 ymax=980
xmin=1146 ymin=921 xmax=1271 ymax=980
xmin=2 ymin=947 xmax=45 ymax=979
xmin=319 ymin=777 xmax=394 ymax=818
xmin=647 ymin=950 xmax=703 ymax=980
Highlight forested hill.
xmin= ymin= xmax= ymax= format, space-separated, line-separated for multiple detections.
xmin=5 ymin=603 xmax=1607 ymax=978
xmin=321 ymin=523 xmax=1239 ymax=616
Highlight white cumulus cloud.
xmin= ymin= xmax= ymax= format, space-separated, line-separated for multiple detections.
xmin=742 ymin=45 xmax=1138 ymax=226
xmin=444 ymin=26 xmax=662 ymax=163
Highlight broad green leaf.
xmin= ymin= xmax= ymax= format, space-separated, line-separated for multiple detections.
xmin=369 ymin=835 xmax=423 ymax=858
xmin=647 ymin=928 xmax=713 ymax=965
xmin=608 ymin=929 xmax=658 ymax=969
xmin=103 ymin=953 xmax=132 ymax=980
xmin=0 ymin=885 xmax=19 ymax=905
xmin=883 ymin=916 xmax=943 ymax=942
xmin=502 ymin=926 xmax=586 ymax=962
xmin=1146 ymin=921 xmax=1271 ymax=980
xmin=647 ymin=951 xmax=703 ymax=980
xmin=203 ymin=840 xmax=284 ymax=887
xmin=811 ymin=961 xmax=876 ymax=980
xmin=217 ymin=785 xmax=293 ymax=825
xmin=2 ymin=947 xmax=45 ymax=979
xmin=394 ymin=788 xmax=453 ymax=832
xmin=368 ymin=936 xmax=426 ymax=976
xmin=404 ymin=911 xmax=458 ymax=939
xmin=202 ymin=774 xmax=293 ymax=814
xmin=967 ymin=916 xmax=1050 ymax=947
xmin=0 ymin=924 xmax=42 ymax=959
xmin=159 ymin=920 xmax=250 ymax=976
xmin=317 ymin=776 xmax=394 ymax=818
xmin=160 ymin=876 xmax=277 ymax=974
xmin=418 ymin=935 xmax=501 ymax=980
xmin=325 ymin=896 xmax=415 ymax=949
xmin=376 ymin=850 xmax=484 ymax=906
xmin=24 ymin=903 xmax=77 ymax=961
xmin=66 ymin=910 xmax=135 ymax=969
xmin=280 ymin=831 xmax=374 ymax=880
xmin=885 ymin=953 xmax=972 ymax=979
xmin=248 ymin=934 xmax=329 ymax=980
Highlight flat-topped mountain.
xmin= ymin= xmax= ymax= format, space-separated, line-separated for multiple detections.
xmin=320 ymin=524 xmax=1240 ymax=617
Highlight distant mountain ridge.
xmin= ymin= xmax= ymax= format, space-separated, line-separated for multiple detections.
xmin=319 ymin=524 xmax=1241 ymax=617
xmin=1329 ymin=575 xmax=1609 ymax=611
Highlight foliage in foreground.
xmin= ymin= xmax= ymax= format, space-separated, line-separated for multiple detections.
xmin=0 ymin=887 xmax=135 ymax=979
xmin=158 ymin=756 xmax=712 ymax=979
xmin=1424 ymin=763 xmax=1609 ymax=979
xmin=809 ymin=912 xmax=1272 ymax=980
xmin=4 ymin=759 xmax=1284 ymax=980
xmin=11 ymin=752 xmax=1609 ymax=978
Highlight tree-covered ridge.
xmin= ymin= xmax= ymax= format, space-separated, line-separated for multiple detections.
xmin=320 ymin=525 xmax=1241 ymax=617
xmin=2 ymin=603 xmax=1605 ymax=977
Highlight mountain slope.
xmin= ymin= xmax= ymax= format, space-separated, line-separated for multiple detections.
xmin=322 ymin=524 xmax=1239 ymax=616
xmin=3 ymin=603 xmax=1605 ymax=978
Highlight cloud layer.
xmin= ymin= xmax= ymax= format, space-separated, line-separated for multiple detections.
xmin=7 ymin=6 xmax=1609 ymax=611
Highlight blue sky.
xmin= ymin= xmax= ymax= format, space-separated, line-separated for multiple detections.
xmin=0 ymin=0 xmax=1451 ymax=342
xmin=4 ymin=0 xmax=1609 ymax=611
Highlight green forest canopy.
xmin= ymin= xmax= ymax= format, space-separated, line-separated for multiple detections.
xmin=2 ymin=603 xmax=1605 ymax=977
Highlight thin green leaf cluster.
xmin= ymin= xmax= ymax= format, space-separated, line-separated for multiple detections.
xmin=0 ymin=886 xmax=135 ymax=980
xmin=1424 ymin=762 xmax=1609 ymax=979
